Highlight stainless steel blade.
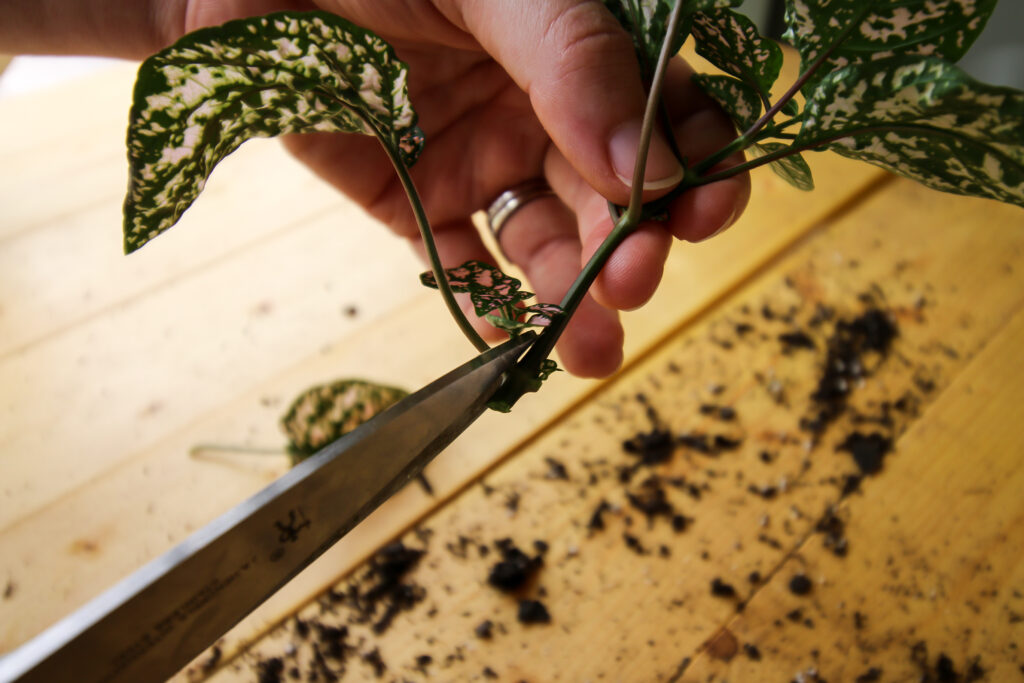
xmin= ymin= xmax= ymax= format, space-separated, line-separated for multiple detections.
xmin=0 ymin=333 xmax=534 ymax=683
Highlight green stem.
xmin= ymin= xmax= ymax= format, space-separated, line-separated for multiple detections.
xmin=371 ymin=124 xmax=489 ymax=353
xmin=491 ymin=0 xmax=687 ymax=409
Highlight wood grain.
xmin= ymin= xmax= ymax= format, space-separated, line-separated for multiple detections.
xmin=199 ymin=179 xmax=1024 ymax=682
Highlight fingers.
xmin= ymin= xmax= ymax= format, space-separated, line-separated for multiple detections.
xmin=498 ymin=197 xmax=624 ymax=377
xmin=543 ymin=56 xmax=750 ymax=311
xmin=450 ymin=0 xmax=683 ymax=205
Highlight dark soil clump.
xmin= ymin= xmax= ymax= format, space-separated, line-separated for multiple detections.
xmin=788 ymin=574 xmax=813 ymax=596
xmin=517 ymin=599 xmax=551 ymax=624
xmin=710 ymin=577 xmax=737 ymax=598
xmin=837 ymin=431 xmax=892 ymax=475
xmin=487 ymin=539 xmax=543 ymax=592
xmin=801 ymin=308 xmax=898 ymax=436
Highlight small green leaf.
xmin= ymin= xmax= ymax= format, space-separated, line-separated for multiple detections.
xmin=783 ymin=0 xmax=998 ymax=92
xmin=797 ymin=56 xmax=1024 ymax=207
xmin=692 ymin=73 xmax=763 ymax=130
xmin=522 ymin=302 xmax=566 ymax=327
xmin=420 ymin=260 xmax=532 ymax=317
xmin=124 ymin=11 xmax=422 ymax=253
xmin=281 ymin=379 xmax=408 ymax=463
xmin=690 ymin=8 xmax=784 ymax=104
xmin=751 ymin=142 xmax=815 ymax=191
xmin=484 ymin=303 xmax=565 ymax=335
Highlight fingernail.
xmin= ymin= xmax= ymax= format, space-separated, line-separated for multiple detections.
xmin=695 ymin=206 xmax=739 ymax=243
xmin=609 ymin=120 xmax=684 ymax=191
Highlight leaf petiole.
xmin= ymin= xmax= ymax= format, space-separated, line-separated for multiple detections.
xmin=367 ymin=119 xmax=489 ymax=352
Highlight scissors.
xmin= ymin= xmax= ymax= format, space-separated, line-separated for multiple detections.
xmin=0 ymin=332 xmax=536 ymax=683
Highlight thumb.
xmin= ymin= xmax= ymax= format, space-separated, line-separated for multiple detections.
xmin=453 ymin=0 xmax=683 ymax=204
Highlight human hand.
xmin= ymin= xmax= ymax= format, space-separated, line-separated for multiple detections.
xmin=3 ymin=0 xmax=749 ymax=377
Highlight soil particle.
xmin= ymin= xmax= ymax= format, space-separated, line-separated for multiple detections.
xmin=487 ymin=539 xmax=543 ymax=592
xmin=257 ymin=657 xmax=285 ymax=683
xmin=483 ymin=666 xmax=499 ymax=679
xmin=199 ymin=645 xmax=222 ymax=674
xmin=544 ymin=456 xmax=569 ymax=480
xmin=779 ymin=330 xmax=817 ymax=352
xmin=837 ymin=432 xmax=892 ymax=475
xmin=347 ymin=542 xmax=427 ymax=635
xmin=789 ymin=574 xmax=813 ymax=596
xmin=2 ymin=581 xmax=13 ymax=600
xmin=474 ymin=619 xmax=494 ymax=639
xmin=626 ymin=477 xmax=677 ymax=525
xmin=316 ymin=625 xmax=350 ymax=660
xmin=517 ymin=599 xmax=551 ymax=624
xmin=815 ymin=506 xmax=849 ymax=557
xmin=588 ymin=499 xmax=612 ymax=531
xmin=623 ymin=532 xmax=646 ymax=555
xmin=699 ymin=404 xmax=737 ymax=421
xmin=854 ymin=667 xmax=882 ymax=682
xmin=623 ymin=429 xmax=676 ymax=465
xmin=671 ymin=513 xmax=691 ymax=532
xmin=743 ymin=643 xmax=762 ymax=661
xmin=710 ymin=577 xmax=737 ymax=598
xmin=361 ymin=648 xmax=386 ymax=677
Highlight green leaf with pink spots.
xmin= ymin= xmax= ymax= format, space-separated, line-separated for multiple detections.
xmin=124 ymin=11 xmax=422 ymax=254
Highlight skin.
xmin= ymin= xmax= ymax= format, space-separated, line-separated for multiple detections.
xmin=0 ymin=0 xmax=749 ymax=377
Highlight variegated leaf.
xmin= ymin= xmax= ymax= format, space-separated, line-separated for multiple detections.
xmin=484 ymin=302 xmax=565 ymax=334
xmin=603 ymin=0 xmax=741 ymax=78
xmin=124 ymin=11 xmax=422 ymax=253
xmin=783 ymin=0 xmax=998 ymax=92
xmin=798 ymin=56 xmax=1024 ymax=208
xmin=523 ymin=302 xmax=566 ymax=327
xmin=692 ymin=73 xmax=763 ymax=130
xmin=281 ymin=379 xmax=408 ymax=462
xmin=420 ymin=260 xmax=531 ymax=316
xmin=690 ymin=8 xmax=784 ymax=104
xmin=751 ymin=142 xmax=815 ymax=191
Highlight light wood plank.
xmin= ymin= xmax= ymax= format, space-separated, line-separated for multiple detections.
xmin=681 ymin=299 xmax=1024 ymax=682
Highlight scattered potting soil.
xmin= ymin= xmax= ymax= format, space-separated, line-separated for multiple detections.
xmin=800 ymin=308 xmax=898 ymax=436
xmin=233 ymin=285 xmax=998 ymax=681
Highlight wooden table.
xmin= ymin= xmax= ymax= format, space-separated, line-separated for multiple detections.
xmin=2 ymin=52 xmax=1023 ymax=683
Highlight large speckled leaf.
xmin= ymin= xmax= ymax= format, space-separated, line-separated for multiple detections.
xmin=281 ymin=379 xmax=408 ymax=463
xmin=783 ymin=0 xmax=998 ymax=92
xmin=603 ymin=0 xmax=741 ymax=79
xmin=797 ymin=56 xmax=1024 ymax=208
xmin=751 ymin=142 xmax=815 ymax=191
xmin=420 ymin=260 xmax=532 ymax=317
xmin=690 ymin=8 xmax=783 ymax=105
xmin=124 ymin=11 xmax=423 ymax=253
xmin=693 ymin=73 xmax=763 ymax=129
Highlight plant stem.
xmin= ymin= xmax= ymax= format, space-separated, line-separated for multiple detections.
xmin=493 ymin=0 xmax=687 ymax=406
xmin=371 ymin=124 xmax=489 ymax=352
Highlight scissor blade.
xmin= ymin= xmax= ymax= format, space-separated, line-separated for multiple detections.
xmin=0 ymin=333 xmax=534 ymax=683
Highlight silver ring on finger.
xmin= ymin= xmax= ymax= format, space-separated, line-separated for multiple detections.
xmin=485 ymin=179 xmax=556 ymax=244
